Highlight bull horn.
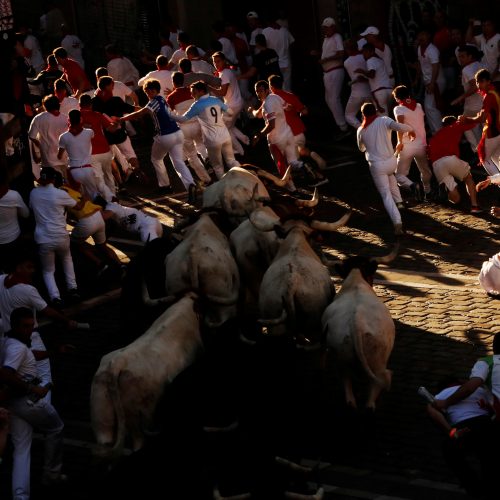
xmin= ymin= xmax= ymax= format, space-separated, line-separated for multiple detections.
xmin=213 ymin=487 xmax=251 ymax=500
xmin=284 ymin=487 xmax=325 ymax=500
xmin=275 ymin=456 xmax=313 ymax=473
xmin=309 ymin=211 xmax=351 ymax=232
xmin=295 ymin=188 xmax=319 ymax=208
xmin=239 ymin=333 xmax=257 ymax=346
xmin=371 ymin=240 xmax=400 ymax=264
xmin=255 ymin=165 xmax=292 ymax=187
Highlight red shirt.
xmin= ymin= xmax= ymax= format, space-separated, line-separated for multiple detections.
xmin=482 ymin=89 xmax=500 ymax=139
xmin=61 ymin=58 xmax=91 ymax=94
xmin=428 ymin=121 xmax=476 ymax=163
xmin=166 ymin=87 xmax=193 ymax=110
xmin=272 ymin=88 xmax=306 ymax=136
xmin=80 ymin=108 xmax=112 ymax=154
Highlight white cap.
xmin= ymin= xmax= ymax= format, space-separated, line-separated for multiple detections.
xmin=360 ymin=26 xmax=380 ymax=37
xmin=322 ymin=17 xmax=336 ymax=27
xmin=247 ymin=11 xmax=258 ymax=19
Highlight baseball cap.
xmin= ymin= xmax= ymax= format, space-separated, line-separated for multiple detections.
xmin=360 ymin=26 xmax=380 ymax=36
xmin=322 ymin=17 xmax=336 ymax=27
xmin=247 ymin=11 xmax=258 ymax=19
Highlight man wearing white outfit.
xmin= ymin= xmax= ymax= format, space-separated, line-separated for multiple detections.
xmin=120 ymin=79 xmax=196 ymax=201
xmin=209 ymin=52 xmax=249 ymax=156
xmin=357 ymin=102 xmax=415 ymax=235
xmin=318 ymin=17 xmax=348 ymax=134
xmin=105 ymin=44 xmax=139 ymax=89
xmin=417 ymin=31 xmax=446 ymax=134
xmin=167 ymin=72 xmax=211 ymax=185
xmin=252 ymin=80 xmax=299 ymax=184
xmin=262 ymin=20 xmax=294 ymax=91
xmin=175 ymin=80 xmax=240 ymax=180
xmin=467 ymin=18 xmax=500 ymax=80
xmin=28 ymin=95 xmax=68 ymax=179
xmin=393 ymin=85 xmax=433 ymax=200
xmin=343 ymin=39 xmax=372 ymax=129
xmin=358 ymin=26 xmax=395 ymax=86
xmin=138 ymin=55 xmax=173 ymax=96
xmin=29 ymin=167 xmax=82 ymax=305
xmin=357 ymin=43 xmax=392 ymax=116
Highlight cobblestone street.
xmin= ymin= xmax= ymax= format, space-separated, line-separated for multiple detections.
xmin=2 ymin=129 xmax=500 ymax=500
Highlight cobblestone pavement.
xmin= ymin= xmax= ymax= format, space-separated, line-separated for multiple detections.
xmin=2 ymin=122 xmax=500 ymax=499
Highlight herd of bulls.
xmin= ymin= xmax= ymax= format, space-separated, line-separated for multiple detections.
xmin=89 ymin=165 xmax=399 ymax=498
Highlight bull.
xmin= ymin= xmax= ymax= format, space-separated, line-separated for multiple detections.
xmin=165 ymin=212 xmax=240 ymax=327
xmin=202 ymin=164 xmax=292 ymax=219
xmin=90 ymin=293 xmax=202 ymax=457
xmin=248 ymin=203 xmax=351 ymax=344
xmin=322 ymin=244 xmax=399 ymax=409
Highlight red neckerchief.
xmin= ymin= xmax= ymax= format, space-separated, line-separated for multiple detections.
xmin=361 ymin=114 xmax=377 ymax=128
xmin=479 ymin=83 xmax=496 ymax=98
xmin=68 ymin=120 xmax=84 ymax=136
xmin=96 ymin=88 xmax=113 ymax=102
xmin=397 ymin=98 xmax=417 ymax=111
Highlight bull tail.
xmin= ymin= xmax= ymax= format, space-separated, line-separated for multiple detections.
xmin=351 ymin=313 xmax=389 ymax=389
xmin=258 ymin=293 xmax=294 ymax=326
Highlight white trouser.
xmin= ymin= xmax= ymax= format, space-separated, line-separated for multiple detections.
xmin=139 ymin=217 xmax=163 ymax=242
xmin=372 ymin=88 xmax=392 ymax=116
xmin=206 ymin=140 xmax=240 ymax=179
xmin=396 ymin=141 xmax=433 ymax=192
xmin=281 ymin=65 xmax=292 ymax=91
xmin=91 ymin=151 xmax=116 ymax=199
xmin=424 ymin=80 xmax=445 ymax=134
xmin=68 ymin=166 xmax=102 ymax=200
xmin=151 ymin=130 xmax=194 ymax=189
xmin=369 ymin=157 xmax=402 ymax=226
xmin=270 ymin=135 xmax=299 ymax=165
xmin=483 ymin=135 xmax=500 ymax=176
xmin=224 ymin=104 xmax=247 ymax=156
xmin=9 ymin=395 xmax=64 ymax=500
xmin=463 ymin=106 xmax=482 ymax=152
xmin=38 ymin=236 xmax=77 ymax=299
xmin=324 ymin=69 xmax=346 ymax=129
xmin=180 ymin=122 xmax=211 ymax=183
xmin=345 ymin=90 xmax=372 ymax=128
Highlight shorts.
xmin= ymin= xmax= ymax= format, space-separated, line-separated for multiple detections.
xmin=71 ymin=211 xmax=106 ymax=244
xmin=432 ymin=155 xmax=470 ymax=192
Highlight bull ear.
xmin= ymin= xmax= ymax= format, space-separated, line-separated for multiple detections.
xmin=249 ymin=207 xmax=281 ymax=232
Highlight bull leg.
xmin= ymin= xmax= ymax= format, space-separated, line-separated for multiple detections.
xmin=90 ymin=375 xmax=116 ymax=448
xmin=366 ymin=369 xmax=392 ymax=409
xmin=342 ymin=375 xmax=357 ymax=409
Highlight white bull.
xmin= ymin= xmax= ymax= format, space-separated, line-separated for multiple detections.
xmin=165 ymin=212 xmax=240 ymax=327
xmin=249 ymin=207 xmax=351 ymax=344
xmin=202 ymin=164 xmax=291 ymax=218
xmin=90 ymin=293 xmax=202 ymax=457
xmin=322 ymin=246 xmax=398 ymax=409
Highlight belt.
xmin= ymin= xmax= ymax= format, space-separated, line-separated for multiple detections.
xmin=69 ymin=164 xmax=92 ymax=170
xmin=323 ymin=66 xmax=343 ymax=73
xmin=372 ymin=87 xmax=392 ymax=93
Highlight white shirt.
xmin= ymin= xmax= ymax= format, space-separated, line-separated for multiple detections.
xmin=24 ymin=33 xmax=45 ymax=72
xmin=249 ymin=28 xmax=263 ymax=47
xmin=357 ymin=116 xmax=413 ymax=163
xmin=470 ymin=354 xmax=500 ymax=399
xmin=219 ymin=68 xmax=243 ymax=110
xmin=263 ymin=93 xmax=293 ymax=145
xmin=218 ymin=37 xmax=237 ymax=65
xmin=160 ymin=45 xmax=173 ymax=61
xmin=169 ymin=46 xmax=206 ymax=69
xmin=109 ymin=80 xmax=134 ymax=102
xmin=29 ymin=184 xmax=76 ymax=244
xmin=59 ymin=128 xmax=94 ymax=167
xmin=435 ymin=385 xmax=492 ymax=425
xmin=61 ymin=34 xmax=85 ymax=68
xmin=344 ymin=54 xmax=371 ymax=97
xmin=59 ymin=96 xmax=79 ymax=116
xmin=1 ymin=337 xmax=38 ymax=381
xmin=418 ymin=43 xmax=444 ymax=85
xmin=479 ymin=252 xmax=500 ymax=295
xmin=107 ymin=57 xmax=139 ymax=88
xmin=321 ymin=34 xmax=344 ymax=71
xmin=462 ymin=61 xmax=486 ymax=111
xmin=191 ymin=59 xmax=215 ymax=74
xmin=262 ymin=26 xmax=294 ymax=68
xmin=138 ymin=69 xmax=172 ymax=95
xmin=474 ymin=33 xmax=500 ymax=75
xmin=393 ymin=103 xmax=427 ymax=146
xmin=0 ymin=274 xmax=47 ymax=334
xmin=28 ymin=111 xmax=69 ymax=167
xmin=366 ymin=56 xmax=391 ymax=91
xmin=375 ymin=44 xmax=393 ymax=78
xmin=0 ymin=190 xmax=29 ymax=244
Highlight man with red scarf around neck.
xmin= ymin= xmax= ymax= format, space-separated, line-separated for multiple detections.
xmin=393 ymin=85 xmax=433 ymax=202
xmin=357 ymin=102 xmax=415 ymax=235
